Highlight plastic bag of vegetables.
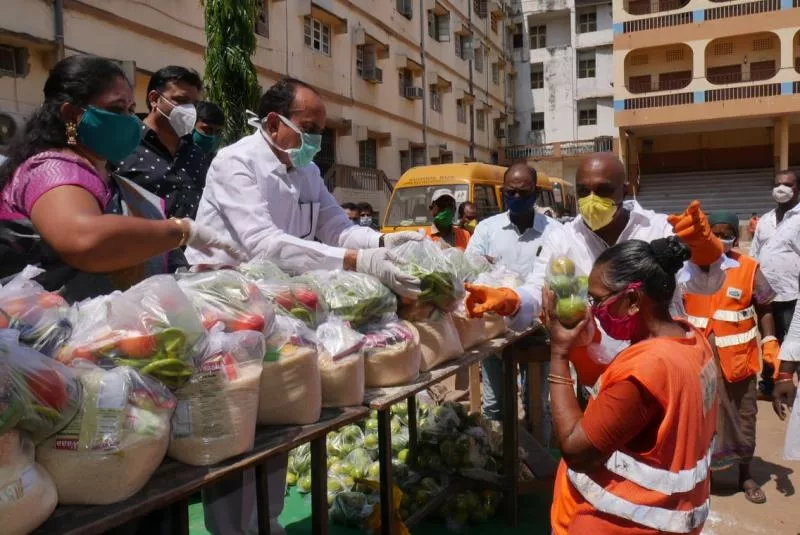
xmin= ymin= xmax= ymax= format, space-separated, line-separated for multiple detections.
xmin=55 ymin=275 xmax=205 ymax=390
xmin=236 ymin=256 xmax=290 ymax=282
xmin=316 ymin=319 xmax=365 ymax=408
xmin=392 ymin=239 xmax=465 ymax=317
xmin=302 ymin=270 xmax=397 ymax=328
xmin=258 ymin=315 xmax=321 ymax=425
xmin=330 ymin=491 xmax=379 ymax=528
xmin=287 ymin=443 xmax=311 ymax=487
xmin=360 ymin=320 xmax=421 ymax=387
xmin=440 ymin=249 xmax=491 ymax=283
xmin=327 ymin=424 xmax=364 ymax=458
xmin=0 ymin=430 xmax=58 ymax=535
xmin=255 ymin=277 xmax=326 ymax=328
xmin=0 ymin=266 xmax=72 ymax=356
xmin=474 ymin=266 xmax=525 ymax=339
xmin=176 ymin=269 xmax=276 ymax=335
xmin=0 ymin=330 xmax=82 ymax=443
xmin=36 ymin=362 xmax=175 ymax=504
xmin=546 ymin=256 xmax=589 ymax=328
xmin=168 ymin=326 xmax=264 ymax=466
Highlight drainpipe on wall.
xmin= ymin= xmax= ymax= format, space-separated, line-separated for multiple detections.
xmin=419 ymin=0 xmax=428 ymax=151
xmin=467 ymin=0 xmax=475 ymax=161
xmin=54 ymin=0 xmax=65 ymax=60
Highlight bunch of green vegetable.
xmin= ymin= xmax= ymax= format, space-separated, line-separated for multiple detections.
xmin=302 ymin=271 xmax=397 ymax=327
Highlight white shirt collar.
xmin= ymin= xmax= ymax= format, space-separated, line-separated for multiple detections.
xmin=500 ymin=211 xmax=548 ymax=235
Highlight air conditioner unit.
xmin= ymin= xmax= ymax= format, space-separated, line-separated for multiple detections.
xmin=362 ymin=67 xmax=383 ymax=84
xmin=0 ymin=112 xmax=24 ymax=146
xmin=404 ymin=86 xmax=424 ymax=100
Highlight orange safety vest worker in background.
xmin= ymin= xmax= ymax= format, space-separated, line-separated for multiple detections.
xmin=423 ymin=225 xmax=471 ymax=251
xmin=551 ymin=326 xmax=719 ymax=534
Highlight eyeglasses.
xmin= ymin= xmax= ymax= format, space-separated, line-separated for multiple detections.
xmin=502 ymin=188 xmax=535 ymax=198
xmin=587 ymin=282 xmax=642 ymax=310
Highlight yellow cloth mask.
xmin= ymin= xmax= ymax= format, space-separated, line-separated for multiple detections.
xmin=464 ymin=219 xmax=478 ymax=233
xmin=579 ymin=193 xmax=618 ymax=231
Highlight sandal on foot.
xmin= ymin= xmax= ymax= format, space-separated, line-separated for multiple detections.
xmin=741 ymin=480 xmax=766 ymax=504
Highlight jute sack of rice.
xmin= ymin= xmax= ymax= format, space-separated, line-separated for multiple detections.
xmin=317 ymin=319 xmax=365 ymax=408
xmin=452 ymin=312 xmax=487 ymax=350
xmin=168 ymin=329 xmax=264 ymax=466
xmin=0 ymin=431 xmax=57 ymax=535
xmin=258 ymin=315 xmax=321 ymax=425
xmin=484 ymin=313 xmax=507 ymax=339
xmin=361 ymin=321 xmax=421 ymax=387
xmin=414 ymin=313 xmax=464 ymax=372
xmin=36 ymin=365 xmax=174 ymax=505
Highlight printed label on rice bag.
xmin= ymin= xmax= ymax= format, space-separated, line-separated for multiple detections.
xmin=54 ymin=372 xmax=127 ymax=452
xmin=0 ymin=465 xmax=35 ymax=503
xmin=171 ymin=400 xmax=192 ymax=439
xmin=173 ymin=370 xmax=232 ymax=440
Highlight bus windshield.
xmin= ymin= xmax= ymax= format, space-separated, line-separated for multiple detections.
xmin=384 ymin=185 xmax=469 ymax=227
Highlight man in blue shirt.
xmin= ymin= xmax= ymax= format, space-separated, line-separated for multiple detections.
xmin=466 ymin=162 xmax=561 ymax=440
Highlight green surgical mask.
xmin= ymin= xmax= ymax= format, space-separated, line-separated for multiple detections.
xmin=192 ymin=129 xmax=220 ymax=153
xmin=434 ymin=208 xmax=455 ymax=231
xmin=77 ymin=106 xmax=142 ymax=163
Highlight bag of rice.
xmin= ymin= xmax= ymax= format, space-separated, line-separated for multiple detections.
xmin=36 ymin=363 xmax=175 ymax=505
xmin=452 ymin=312 xmax=487 ymax=350
xmin=484 ymin=314 xmax=507 ymax=339
xmin=168 ymin=327 xmax=264 ymax=466
xmin=0 ymin=266 xmax=72 ymax=357
xmin=55 ymin=276 xmax=205 ymax=390
xmin=317 ymin=319 xmax=365 ymax=408
xmin=258 ymin=315 xmax=322 ymax=425
xmin=0 ymin=330 xmax=82 ymax=443
xmin=414 ymin=313 xmax=464 ymax=372
xmin=0 ymin=430 xmax=57 ymax=535
xmin=176 ymin=269 xmax=276 ymax=335
xmin=360 ymin=321 xmax=421 ymax=387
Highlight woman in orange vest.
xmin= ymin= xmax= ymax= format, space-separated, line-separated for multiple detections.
xmin=684 ymin=210 xmax=779 ymax=504
xmin=424 ymin=189 xmax=470 ymax=250
xmin=546 ymin=236 xmax=718 ymax=534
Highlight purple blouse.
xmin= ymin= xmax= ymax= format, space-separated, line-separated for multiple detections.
xmin=0 ymin=151 xmax=112 ymax=221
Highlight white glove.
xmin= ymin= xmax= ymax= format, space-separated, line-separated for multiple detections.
xmin=183 ymin=219 xmax=246 ymax=261
xmin=356 ymin=248 xmax=421 ymax=298
xmin=382 ymin=231 xmax=424 ymax=249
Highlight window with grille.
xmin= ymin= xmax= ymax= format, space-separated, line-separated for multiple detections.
xmin=578 ymin=103 xmax=597 ymax=126
xmin=359 ymin=139 xmax=377 ymax=169
xmin=491 ymin=15 xmax=498 ymax=33
xmin=457 ymin=99 xmax=467 ymax=123
xmin=356 ymin=45 xmax=378 ymax=79
xmin=396 ymin=0 xmax=413 ymax=19
xmin=513 ymin=23 xmax=524 ymax=49
xmin=455 ymin=34 xmax=470 ymax=59
xmin=578 ymin=50 xmax=596 ymax=79
xmin=531 ymin=112 xmax=544 ymax=132
xmin=474 ymin=0 xmax=487 ymax=18
xmin=492 ymin=63 xmax=500 ymax=85
xmin=665 ymin=48 xmax=683 ymax=62
xmin=440 ymin=152 xmax=454 ymax=164
xmin=474 ymin=46 xmax=484 ymax=72
xmin=630 ymin=54 xmax=648 ymax=66
xmin=752 ymin=37 xmax=773 ymax=51
xmin=400 ymin=147 xmax=426 ymax=173
xmin=578 ymin=9 xmax=597 ymax=34
xmin=530 ymin=63 xmax=544 ymax=89
xmin=430 ymin=86 xmax=442 ymax=112
xmin=304 ymin=17 xmax=331 ymax=55
xmin=476 ymin=110 xmax=485 ymax=131
xmin=398 ymin=69 xmax=413 ymax=96
xmin=428 ymin=9 xmax=451 ymax=42
xmin=529 ymin=25 xmax=546 ymax=49
xmin=314 ymin=128 xmax=336 ymax=178
xmin=714 ymin=42 xmax=734 ymax=56
xmin=255 ymin=2 xmax=269 ymax=37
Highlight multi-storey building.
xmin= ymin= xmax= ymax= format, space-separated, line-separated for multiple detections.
xmin=613 ymin=0 xmax=800 ymax=218
xmin=504 ymin=0 xmax=617 ymax=183
xmin=0 ymin=0 xmax=516 ymax=214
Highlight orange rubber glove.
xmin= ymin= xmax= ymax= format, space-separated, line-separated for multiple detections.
xmin=464 ymin=283 xmax=520 ymax=318
xmin=667 ymin=200 xmax=723 ymax=266
xmin=761 ymin=336 xmax=781 ymax=379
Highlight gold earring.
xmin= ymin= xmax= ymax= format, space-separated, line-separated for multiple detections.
xmin=65 ymin=121 xmax=78 ymax=145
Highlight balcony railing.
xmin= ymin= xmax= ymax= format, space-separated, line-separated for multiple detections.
xmin=627 ymin=77 xmax=692 ymax=94
xmin=623 ymin=11 xmax=693 ymax=33
xmin=706 ymin=67 xmax=777 ymax=85
xmin=794 ymin=81 xmax=800 ymax=93
xmin=705 ymin=82 xmax=781 ymax=102
xmin=323 ymin=164 xmax=394 ymax=197
xmin=705 ymin=0 xmax=780 ymax=21
xmin=622 ymin=0 xmax=785 ymax=33
xmin=623 ymin=92 xmax=694 ymax=110
xmin=503 ymin=137 xmax=614 ymax=162
xmin=626 ymin=0 xmax=689 ymax=16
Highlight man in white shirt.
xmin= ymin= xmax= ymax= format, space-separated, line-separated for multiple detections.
xmin=190 ymin=78 xmax=421 ymax=535
xmin=465 ymin=163 xmax=560 ymax=438
xmin=750 ymin=170 xmax=800 ymax=397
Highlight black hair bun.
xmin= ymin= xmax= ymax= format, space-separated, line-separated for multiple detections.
xmin=650 ymin=236 xmax=691 ymax=276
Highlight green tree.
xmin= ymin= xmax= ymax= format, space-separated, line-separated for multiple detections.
xmin=202 ymin=0 xmax=262 ymax=145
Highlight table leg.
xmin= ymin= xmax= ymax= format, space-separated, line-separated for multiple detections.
xmin=527 ymin=362 xmax=544 ymax=444
xmin=469 ymin=363 xmax=481 ymax=414
xmin=170 ymin=497 xmax=190 ymax=535
xmin=377 ymin=408 xmax=396 ymax=535
xmin=501 ymin=346 xmax=519 ymax=527
xmin=255 ymin=463 xmax=272 ymax=535
xmin=407 ymin=396 xmax=418 ymax=464
xmin=311 ymin=437 xmax=329 ymax=535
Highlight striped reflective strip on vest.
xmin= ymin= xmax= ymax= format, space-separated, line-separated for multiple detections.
xmin=567 ymin=470 xmax=710 ymax=533
xmin=714 ymin=325 xmax=759 ymax=348
xmin=687 ymin=306 xmax=755 ymax=331
xmin=687 ymin=316 xmax=708 ymax=329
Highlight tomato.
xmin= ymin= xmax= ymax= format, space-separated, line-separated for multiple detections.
xmin=294 ymin=289 xmax=318 ymax=310
xmin=116 ymin=334 xmax=158 ymax=358
xmin=37 ymin=293 xmax=67 ymax=309
xmin=26 ymin=369 xmax=68 ymax=411
xmin=229 ymin=313 xmax=265 ymax=332
xmin=275 ymin=292 xmax=294 ymax=310
xmin=0 ymin=313 xmax=9 ymax=329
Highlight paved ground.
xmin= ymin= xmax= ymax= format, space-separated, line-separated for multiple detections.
xmin=703 ymin=400 xmax=800 ymax=535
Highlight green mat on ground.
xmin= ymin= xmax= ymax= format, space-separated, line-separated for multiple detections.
xmin=189 ymin=487 xmax=552 ymax=534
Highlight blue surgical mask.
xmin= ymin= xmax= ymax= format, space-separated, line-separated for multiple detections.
xmin=77 ymin=106 xmax=142 ymax=162
xmin=359 ymin=216 xmax=373 ymax=227
xmin=250 ymin=110 xmax=322 ymax=168
xmin=503 ymin=192 xmax=537 ymax=215
xmin=720 ymin=237 xmax=735 ymax=253
xmin=192 ymin=129 xmax=220 ymax=153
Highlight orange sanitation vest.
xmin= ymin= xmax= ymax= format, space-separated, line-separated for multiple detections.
xmin=551 ymin=325 xmax=718 ymax=535
xmin=684 ymin=253 xmax=760 ymax=383
xmin=424 ymin=226 xmax=471 ymax=251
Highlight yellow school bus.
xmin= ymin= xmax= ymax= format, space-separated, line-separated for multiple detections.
xmin=548 ymin=176 xmax=577 ymax=217
xmin=381 ymin=163 xmax=555 ymax=234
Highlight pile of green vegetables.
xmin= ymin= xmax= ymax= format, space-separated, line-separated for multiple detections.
xmin=303 ymin=271 xmax=397 ymax=328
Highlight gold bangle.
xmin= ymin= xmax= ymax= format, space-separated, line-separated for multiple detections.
xmin=548 ymin=374 xmax=575 ymax=386
xmin=169 ymin=217 xmax=188 ymax=247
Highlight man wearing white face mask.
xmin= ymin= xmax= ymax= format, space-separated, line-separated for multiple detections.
xmin=750 ymin=170 xmax=800 ymax=396
xmin=189 ymin=77 xmax=422 ymax=535
xmin=117 ymin=66 xmax=209 ymax=220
